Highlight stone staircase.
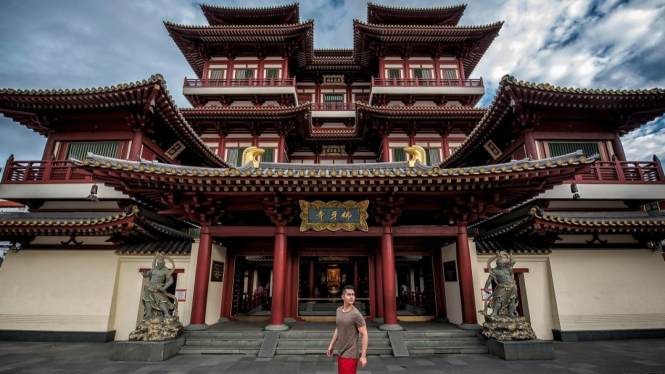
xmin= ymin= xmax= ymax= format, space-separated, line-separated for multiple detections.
xmin=275 ymin=330 xmax=392 ymax=355
xmin=179 ymin=330 xmax=266 ymax=355
xmin=402 ymin=330 xmax=487 ymax=355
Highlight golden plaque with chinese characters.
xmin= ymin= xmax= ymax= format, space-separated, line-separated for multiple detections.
xmin=299 ymin=200 xmax=369 ymax=232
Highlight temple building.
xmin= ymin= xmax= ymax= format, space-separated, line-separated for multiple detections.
xmin=0 ymin=3 xmax=664 ymax=350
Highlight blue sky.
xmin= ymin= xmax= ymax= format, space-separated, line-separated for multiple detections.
xmin=0 ymin=0 xmax=664 ymax=165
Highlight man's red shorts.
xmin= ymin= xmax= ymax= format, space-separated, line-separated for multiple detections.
xmin=337 ymin=356 xmax=358 ymax=374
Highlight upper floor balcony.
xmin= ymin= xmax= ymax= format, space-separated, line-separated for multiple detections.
xmin=570 ymin=159 xmax=665 ymax=184
xmin=0 ymin=158 xmax=126 ymax=200
xmin=182 ymin=77 xmax=297 ymax=97
xmin=370 ymin=77 xmax=485 ymax=100
xmin=2 ymin=159 xmax=92 ymax=184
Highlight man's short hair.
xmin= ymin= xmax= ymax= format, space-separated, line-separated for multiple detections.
xmin=342 ymin=285 xmax=355 ymax=295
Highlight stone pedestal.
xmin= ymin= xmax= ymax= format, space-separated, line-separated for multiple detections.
xmin=113 ymin=336 xmax=185 ymax=362
xmin=129 ymin=316 xmax=183 ymax=342
xmin=481 ymin=316 xmax=536 ymax=341
xmin=485 ymin=338 xmax=555 ymax=361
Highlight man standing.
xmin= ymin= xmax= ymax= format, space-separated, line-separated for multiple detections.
xmin=327 ymin=285 xmax=368 ymax=373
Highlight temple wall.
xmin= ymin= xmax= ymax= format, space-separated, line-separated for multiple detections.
xmin=441 ymin=243 xmax=462 ymax=325
xmin=111 ymin=254 xmax=192 ymax=341
xmin=548 ymin=250 xmax=665 ymax=332
xmin=0 ymin=250 xmax=118 ymax=333
xmin=205 ymin=243 xmax=226 ymax=325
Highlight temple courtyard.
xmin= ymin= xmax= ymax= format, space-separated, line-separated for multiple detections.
xmin=0 ymin=338 xmax=664 ymax=373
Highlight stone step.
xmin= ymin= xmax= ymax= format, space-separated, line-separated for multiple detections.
xmin=274 ymin=347 xmax=393 ymax=356
xmin=401 ymin=330 xmax=478 ymax=338
xmin=277 ymin=338 xmax=391 ymax=348
xmin=179 ymin=346 xmax=260 ymax=355
xmin=279 ymin=331 xmax=387 ymax=339
xmin=406 ymin=345 xmax=489 ymax=355
xmin=185 ymin=339 xmax=264 ymax=347
xmin=404 ymin=337 xmax=481 ymax=347
xmin=184 ymin=331 xmax=266 ymax=339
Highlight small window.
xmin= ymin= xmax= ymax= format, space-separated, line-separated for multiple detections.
xmin=413 ymin=69 xmax=432 ymax=79
xmin=324 ymin=94 xmax=343 ymax=103
xmin=65 ymin=142 xmax=120 ymax=160
xmin=548 ymin=142 xmax=601 ymax=159
xmin=443 ymin=69 xmax=457 ymax=80
xmin=392 ymin=148 xmax=405 ymax=162
xmin=388 ymin=69 xmax=401 ymax=78
xmin=262 ymin=149 xmax=274 ymax=162
xmin=425 ymin=148 xmax=440 ymax=166
xmin=235 ymin=69 xmax=254 ymax=79
xmin=265 ymin=69 xmax=279 ymax=79
xmin=227 ymin=148 xmax=247 ymax=166
xmin=209 ymin=69 xmax=224 ymax=80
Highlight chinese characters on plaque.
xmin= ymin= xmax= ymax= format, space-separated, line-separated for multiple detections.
xmin=299 ymin=200 xmax=369 ymax=232
xmin=210 ymin=261 xmax=224 ymax=282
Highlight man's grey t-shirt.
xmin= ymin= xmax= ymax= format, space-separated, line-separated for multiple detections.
xmin=336 ymin=306 xmax=366 ymax=358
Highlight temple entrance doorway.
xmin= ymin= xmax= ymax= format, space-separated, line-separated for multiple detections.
xmin=396 ymin=256 xmax=437 ymax=318
xmin=231 ymin=255 xmax=273 ymax=317
xmin=297 ymin=255 xmax=371 ymax=318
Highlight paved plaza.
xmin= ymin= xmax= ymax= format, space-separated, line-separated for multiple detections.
xmin=0 ymin=338 xmax=664 ymax=373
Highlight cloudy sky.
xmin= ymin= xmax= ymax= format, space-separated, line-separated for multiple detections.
xmin=0 ymin=0 xmax=664 ymax=165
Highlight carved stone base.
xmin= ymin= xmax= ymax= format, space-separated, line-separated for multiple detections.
xmin=378 ymin=324 xmax=403 ymax=331
xmin=485 ymin=338 xmax=555 ymax=361
xmin=129 ymin=316 xmax=183 ymax=342
xmin=481 ymin=316 xmax=536 ymax=341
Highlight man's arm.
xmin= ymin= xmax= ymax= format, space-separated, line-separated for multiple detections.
xmin=327 ymin=328 xmax=338 ymax=357
xmin=358 ymin=325 xmax=368 ymax=368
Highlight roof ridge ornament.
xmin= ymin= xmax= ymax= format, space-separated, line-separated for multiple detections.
xmin=404 ymin=145 xmax=426 ymax=167
xmin=242 ymin=147 xmax=265 ymax=168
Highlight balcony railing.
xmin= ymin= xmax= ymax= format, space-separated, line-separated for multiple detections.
xmin=1 ymin=159 xmax=92 ymax=184
xmin=311 ymin=103 xmax=355 ymax=111
xmin=571 ymin=160 xmax=665 ymax=183
xmin=372 ymin=77 xmax=484 ymax=88
xmin=183 ymin=77 xmax=296 ymax=88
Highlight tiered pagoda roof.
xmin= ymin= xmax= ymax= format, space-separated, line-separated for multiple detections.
xmin=201 ymin=3 xmax=300 ymax=25
xmin=352 ymin=20 xmax=503 ymax=75
xmin=442 ymin=75 xmax=665 ymax=167
xmin=0 ymin=75 xmax=228 ymax=168
xmin=164 ymin=20 xmax=314 ymax=78
xmin=366 ymin=3 xmax=466 ymax=26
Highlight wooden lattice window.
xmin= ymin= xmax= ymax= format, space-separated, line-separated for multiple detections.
xmin=235 ymin=69 xmax=254 ymax=79
xmin=262 ymin=149 xmax=274 ymax=162
xmin=209 ymin=69 xmax=224 ymax=80
xmin=443 ymin=69 xmax=457 ymax=79
xmin=548 ymin=142 xmax=602 ymax=159
xmin=265 ymin=69 xmax=279 ymax=79
xmin=227 ymin=148 xmax=247 ymax=166
xmin=324 ymin=94 xmax=343 ymax=103
xmin=65 ymin=142 xmax=120 ymax=160
xmin=425 ymin=148 xmax=441 ymax=166
xmin=392 ymin=148 xmax=405 ymax=162
xmin=388 ymin=69 xmax=401 ymax=78
xmin=413 ymin=69 xmax=432 ymax=79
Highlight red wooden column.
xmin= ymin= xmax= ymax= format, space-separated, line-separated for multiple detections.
xmin=129 ymin=129 xmax=143 ymax=160
xmin=353 ymin=259 xmax=358 ymax=291
xmin=284 ymin=244 xmax=293 ymax=318
xmin=375 ymin=242 xmax=384 ymax=319
xmin=379 ymin=226 xmax=402 ymax=331
xmin=612 ymin=132 xmax=627 ymax=161
xmin=187 ymin=225 xmax=213 ymax=330
xmin=456 ymin=223 xmax=478 ymax=326
xmin=309 ymin=259 xmax=315 ymax=298
xmin=277 ymin=135 xmax=285 ymax=163
xmin=219 ymin=251 xmax=235 ymax=321
xmin=382 ymin=135 xmax=390 ymax=162
xmin=524 ymin=129 xmax=537 ymax=160
xmin=42 ymin=133 xmax=56 ymax=159
xmin=267 ymin=225 xmax=289 ymax=330
xmin=433 ymin=248 xmax=447 ymax=320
